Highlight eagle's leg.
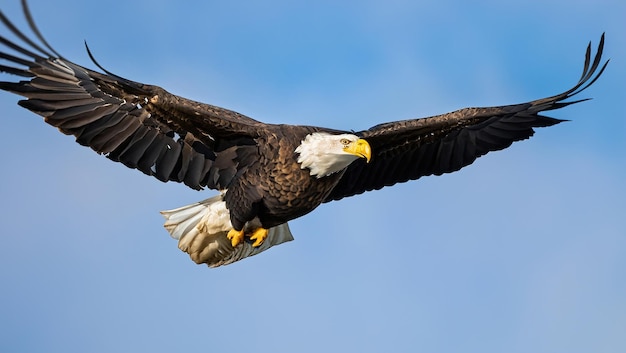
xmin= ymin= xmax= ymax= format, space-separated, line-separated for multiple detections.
xmin=227 ymin=229 xmax=245 ymax=247
xmin=249 ymin=227 xmax=269 ymax=247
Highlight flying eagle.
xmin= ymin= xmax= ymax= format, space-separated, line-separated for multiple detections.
xmin=0 ymin=1 xmax=608 ymax=267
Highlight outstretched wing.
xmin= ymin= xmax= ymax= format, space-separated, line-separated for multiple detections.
xmin=325 ymin=34 xmax=608 ymax=202
xmin=0 ymin=1 xmax=265 ymax=191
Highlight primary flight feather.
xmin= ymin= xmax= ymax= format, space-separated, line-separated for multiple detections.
xmin=0 ymin=1 xmax=608 ymax=267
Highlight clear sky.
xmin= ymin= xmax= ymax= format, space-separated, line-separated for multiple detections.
xmin=0 ymin=1 xmax=624 ymax=352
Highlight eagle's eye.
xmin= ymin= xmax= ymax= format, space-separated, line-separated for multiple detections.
xmin=340 ymin=138 xmax=351 ymax=146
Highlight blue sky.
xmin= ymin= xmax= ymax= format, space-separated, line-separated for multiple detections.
xmin=0 ymin=0 xmax=624 ymax=352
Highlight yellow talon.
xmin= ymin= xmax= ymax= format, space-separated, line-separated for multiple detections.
xmin=227 ymin=229 xmax=245 ymax=247
xmin=249 ymin=228 xmax=269 ymax=247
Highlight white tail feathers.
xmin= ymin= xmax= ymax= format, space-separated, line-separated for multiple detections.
xmin=160 ymin=195 xmax=294 ymax=267
xmin=161 ymin=195 xmax=232 ymax=240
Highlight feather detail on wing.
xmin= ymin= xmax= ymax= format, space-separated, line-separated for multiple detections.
xmin=0 ymin=1 xmax=264 ymax=191
xmin=325 ymin=34 xmax=608 ymax=202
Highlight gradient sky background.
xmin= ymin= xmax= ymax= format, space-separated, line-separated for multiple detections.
xmin=0 ymin=1 xmax=624 ymax=352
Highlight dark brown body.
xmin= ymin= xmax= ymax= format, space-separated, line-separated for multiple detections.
xmin=221 ymin=124 xmax=345 ymax=230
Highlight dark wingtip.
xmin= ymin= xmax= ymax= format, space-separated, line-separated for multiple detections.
xmin=570 ymin=33 xmax=608 ymax=97
xmin=0 ymin=0 xmax=61 ymax=59
xmin=529 ymin=34 xmax=607 ymax=114
xmin=21 ymin=0 xmax=62 ymax=58
xmin=84 ymin=40 xmax=125 ymax=79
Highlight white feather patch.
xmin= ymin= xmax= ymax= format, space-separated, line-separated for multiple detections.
xmin=160 ymin=193 xmax=294 ymax=267
xmin=161 ymin=194 xmax=232 ymax=239
xmin=295 ymin=132 xmax=360 ymax=178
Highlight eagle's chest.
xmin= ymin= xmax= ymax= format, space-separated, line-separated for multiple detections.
xmin=254 ymin=141 xmax=342 ymax=226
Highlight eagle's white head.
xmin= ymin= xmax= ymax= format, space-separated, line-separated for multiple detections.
xmin=295 ymin=132 xmax=372 ymax=178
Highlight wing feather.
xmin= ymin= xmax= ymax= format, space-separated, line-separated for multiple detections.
xmin=0 ymin=2 xmax=266 ymax=191
xmin=325 ymin=34 xmax=608 ymax=202
xmin=112 ymin=125 xmax=159 ymax=168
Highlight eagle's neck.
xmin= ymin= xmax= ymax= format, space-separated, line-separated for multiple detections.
xmin=295 ymin=132 xmax=360 ymax=178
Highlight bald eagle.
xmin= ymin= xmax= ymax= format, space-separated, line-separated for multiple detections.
xmin=0 ymin=1 xmax=608 ymax=267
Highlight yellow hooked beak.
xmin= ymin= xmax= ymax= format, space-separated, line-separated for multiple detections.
xmin=344 ymin=138 xmax=372 ymax=163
